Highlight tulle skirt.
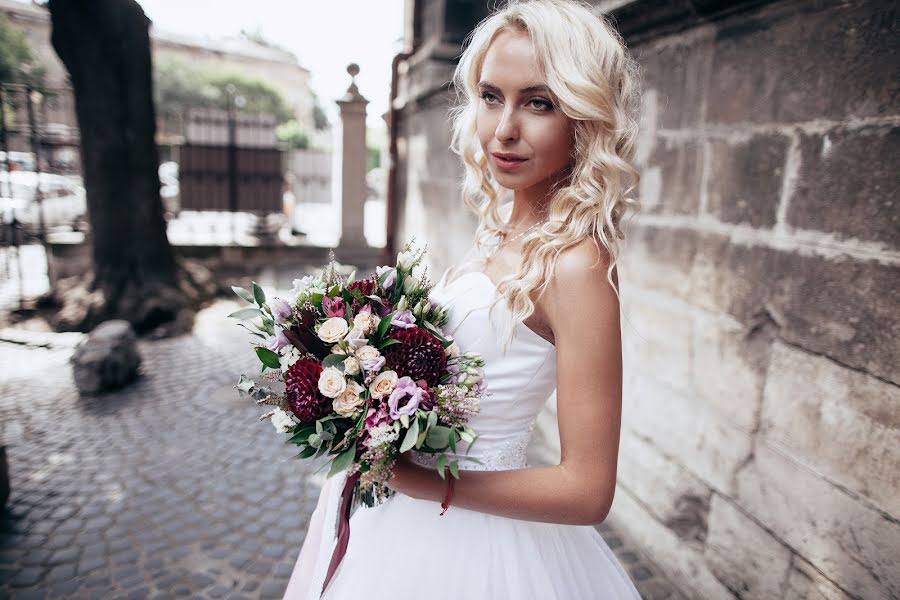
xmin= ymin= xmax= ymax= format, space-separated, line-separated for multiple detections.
xmin=283 ymin=472 xmax=641 ymax=600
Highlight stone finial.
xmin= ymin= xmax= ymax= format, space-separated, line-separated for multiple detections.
xmin=339 ymin=63 xmax=368 ymax=103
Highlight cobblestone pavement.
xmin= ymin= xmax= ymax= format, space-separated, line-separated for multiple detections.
xmin=0 ymin=297 xmax=682 ymax=599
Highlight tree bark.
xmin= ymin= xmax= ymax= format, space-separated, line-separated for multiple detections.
xmin=47 ymin=0 xmax=187 ymax=333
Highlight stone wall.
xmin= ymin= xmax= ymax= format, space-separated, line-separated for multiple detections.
xmin=392 ymin=1 xmax=899 ymax=598
xmin=608 ymin=1 xmax=899 ymax=598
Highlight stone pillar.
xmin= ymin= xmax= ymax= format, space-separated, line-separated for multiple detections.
xmin=336 ymin=63 xmax=369 ymax=253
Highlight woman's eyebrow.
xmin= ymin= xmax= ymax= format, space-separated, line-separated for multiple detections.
xmin=477 ymin=81 xmax=551 ymax=94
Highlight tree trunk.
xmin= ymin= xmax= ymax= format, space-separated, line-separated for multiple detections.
xmin=47 ymin=0 xmax=187 ymax=334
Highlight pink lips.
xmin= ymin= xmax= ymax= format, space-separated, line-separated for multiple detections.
xmin=491 ymin=152 xmax=528 ymax=171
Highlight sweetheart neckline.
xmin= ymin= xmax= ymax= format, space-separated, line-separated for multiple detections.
xmin=439 ymin=270 xmax=557 ymax=352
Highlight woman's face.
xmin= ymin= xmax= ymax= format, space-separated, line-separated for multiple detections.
xmin=476 ymin=28 xmax=575 ymax=195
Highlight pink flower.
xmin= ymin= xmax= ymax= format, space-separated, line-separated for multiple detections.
xmin=322 ymin=295 xmax=346 ymax=318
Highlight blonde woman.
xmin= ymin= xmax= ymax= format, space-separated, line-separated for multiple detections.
xmin=284 ymin=1 xmax=642 ymax=597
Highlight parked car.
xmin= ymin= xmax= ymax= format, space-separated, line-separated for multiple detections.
xmin=0 ymin=170 xmax=87 ymax=234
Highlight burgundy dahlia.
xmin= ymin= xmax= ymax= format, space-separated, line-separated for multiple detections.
xmin=285 ymin=357 xmax=330 ymax=424
xmin=347 ymin=278 xmax=376 ymax=296
xmin=382 ymin=326 xmax=447 ymax=388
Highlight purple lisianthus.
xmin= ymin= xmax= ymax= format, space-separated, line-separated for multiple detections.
xmin=390 ymin=309 xmax=416 ymax=329
xmin=265 ymin=327 xmax=291 ymax=352
xmin=270 ymin=297 xmax=293 ymax=325
xmin=322 ymin=295 xmax=346 ymax=318
xmin=360 ymin=355 xmax=386 ymax=372
xmin=387 ymin=376 xmax=429 ymax=419
xmin=376 ymin=266 xmax=396 ymax=290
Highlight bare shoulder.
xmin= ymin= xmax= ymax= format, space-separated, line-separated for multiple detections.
xmin=540 ymin=237 xmax=619 ymax=332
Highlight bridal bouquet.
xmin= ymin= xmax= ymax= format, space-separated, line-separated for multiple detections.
xmin=231 ymin=241 xmax=484 ymax=508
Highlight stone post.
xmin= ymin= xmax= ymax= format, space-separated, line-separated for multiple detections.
xmin=336 ymin=63 xmax=369 ymax=253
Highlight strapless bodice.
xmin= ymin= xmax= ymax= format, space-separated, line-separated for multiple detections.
xmin=409 ymin=269 xmax=556 ymax=472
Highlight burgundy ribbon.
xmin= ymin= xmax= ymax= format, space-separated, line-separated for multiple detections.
xmin=320 ymin=470 xmax=362 ymax=598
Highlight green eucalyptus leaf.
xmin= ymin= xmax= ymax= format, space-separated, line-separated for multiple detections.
xmin=322 ymin=354 xmax=347 ymax=370
xmin=232 ymin=286 xmax=256 ymax=304
xmin=308 ymin=433 xmax=321 ymax=448
xmin=399 ymin=418 xmax=419 ymax=453
xmin=229 ymin=307 xmax=263 ymax=320
xmin=376 ymin=311 xmax=396 ymax=340
xmin=377 ymin=338 xmax=402 ymax=350
xmin=399 ymin=413 xmax=410 ymax=429
xmin=255 ymin=347 xmax=281 ymax=369
xmin=252 ymin=282 xmax=266 ymax=306
xmin=436 ymin=454 xmax=448 ymax=480
xmin=449 ymin=460 xmax=460 ymax=479
xmin=427 ymin=411 xmax=438 ymax=430
xmin=298 ymin=445 xmax=318 ymax=458
xmin=415 ymin=430 xmax=427 ymax=449
xmin=449 ymin=428 xmax=458 ymax=453
xmin=425 ymin=425 xmax=451 ymax=450
xmin=327 ymin=442 xmax=357 ymax=478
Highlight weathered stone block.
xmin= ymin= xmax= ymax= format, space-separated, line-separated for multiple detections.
xmin=70 ymin=320 xmax=141 ymax=395
xmin=705 ymin=135 xmax=788 ymax=228
xmin=735 ymin=444 xmax=900 ymax=599
xmin=622 ymin=296 xmax=693 ymax=393
xmin=623 ymin=371 xmax=754 ymax=494
xmin=692 ymin=314 xmax=769 ymax=432
xmin=690 ymin=232 xmax=900 ymax=385
xmin=609 ymin=485 xmax=734 ymax=600
xmin=760 ymin=341 xmax=900 ymax=516
xmin=617 ymin=429 xmax=712 ymax=543
xmin=703 ymin=493 xmax=792 ymax=599
xmin=620 ymin=225 xmax=696 ymax=299
xmin=637 ymin=30 xmax=715 ymax=130
xmin=789 ymin=125 xmax=899 ymax=246
xmin=641 ymin=137 xmax=704 ymax=216
xmin=705 ymin=1 xmax=898 ymax=123
xmin=782 ymin=556 xmax=855 ymax=600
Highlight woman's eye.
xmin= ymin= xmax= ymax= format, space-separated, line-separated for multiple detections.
xmin=528 ymin=98 xmax=554 ymax=111
xmin=480 ymin=91 xmax=500 ymax=104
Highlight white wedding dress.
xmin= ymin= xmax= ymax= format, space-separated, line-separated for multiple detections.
xmin=283 ymin=244 xmax=641 ymax=600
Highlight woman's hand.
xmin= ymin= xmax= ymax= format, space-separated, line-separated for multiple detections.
xmin=385 ymin=452 xmax=434 ymax=500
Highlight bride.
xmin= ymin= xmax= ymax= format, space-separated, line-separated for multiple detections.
xmin=284 ymin=0 xmax=643 ymax=597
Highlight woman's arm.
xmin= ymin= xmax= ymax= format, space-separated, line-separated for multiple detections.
xmin=387 ymin=239 xmax=623 ymax=526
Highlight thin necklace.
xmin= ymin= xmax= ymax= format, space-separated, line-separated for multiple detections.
xmin=488 ymin=218 xmax=548 ymax=258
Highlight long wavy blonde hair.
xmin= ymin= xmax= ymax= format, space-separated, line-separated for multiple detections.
xmin=446 ymin=0 xmax=643 ymax=352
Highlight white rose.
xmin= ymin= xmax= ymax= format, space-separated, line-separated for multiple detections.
xmin=353 ymin=311 xmax=379 ymax=335
xmin=344 ymin=326 xmax=369 ymax=351
xmin=445 ymin=341 xmax=460 ymax=359
xmin=317 ymin=317 xmax=349 ymax=343
xmin=343 ymin=356 xmax=361 ymax=376
xmin=332 ymin=381 xmax=366 ymax=417
xmin=270 ymin=407 xmax=297 ymax=433
xmin=355 ymin=345 xmax=381 ymax=361
xmin=318 ymin=366 xmax=348 ymax=399
xmin=369 ymin=370 xmax=398 ymax=400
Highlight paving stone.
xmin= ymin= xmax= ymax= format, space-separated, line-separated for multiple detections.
xmin=0 ymin=306 xmax=682 ymax=599
xmin=259 ymin=580 xmax=286 ymax=598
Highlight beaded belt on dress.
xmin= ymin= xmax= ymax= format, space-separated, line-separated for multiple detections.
xmin=408 ymin=421 xmax=536 ymax=472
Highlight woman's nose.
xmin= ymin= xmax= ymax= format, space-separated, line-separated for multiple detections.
xmin=494 ymin=107 xmax=519 ymax=142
